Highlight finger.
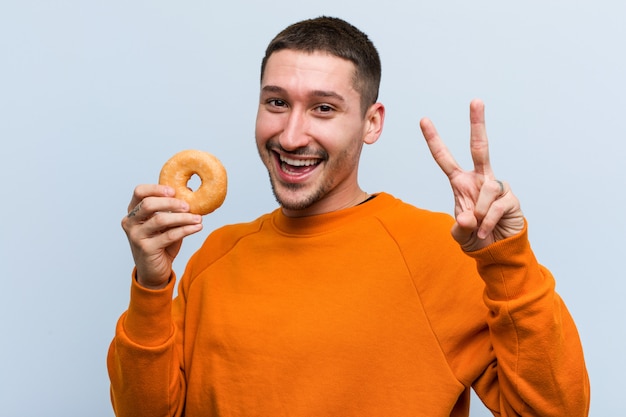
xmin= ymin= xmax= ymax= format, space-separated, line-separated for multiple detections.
xmin=132 ymin=219 xmax=203 ymax=288
xmin=122 ymin=196 xmax=193 ymax=242
xmin=475 ymin=180 xmax=515 ymax=239
xmin=125 ymin=211 xmax=202 ymax=252
xmin=127 ymin=201 xmax=143 ymax=219
xmin=127 ymin=184 xmax=175 ymax=213
xmin=474 ymin=179 xmax=507 ymax=223
xmin=127 ymin=195 xmax=189 ymax=221
xmin=450 ymin=211 xmax=480 ymax=248
xmin=420 ymin=117 xmax=462 ymax=178
xmin=469 ymin=99 xmax=494 ymax=178
xmin=159 ymin=222 xmax=204 ymax=248
xmin=141 ymin=213 xmax=203 ymax=243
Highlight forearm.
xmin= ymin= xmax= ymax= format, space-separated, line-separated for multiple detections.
xmin=107 ymin=271 xmax=185 ymax=417
xmin=470 ymin=223 xmax=590 ymax=416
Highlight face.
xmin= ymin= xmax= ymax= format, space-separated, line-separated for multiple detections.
xmin=255 ymin=49 xmax=384 ymax=217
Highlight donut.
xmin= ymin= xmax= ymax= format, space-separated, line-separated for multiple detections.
xmin=158 ymin=149 xmax=227 ymax=215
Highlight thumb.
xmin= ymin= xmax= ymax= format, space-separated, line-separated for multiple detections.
xmin=451 ymin=211 xmax=478 ymax=248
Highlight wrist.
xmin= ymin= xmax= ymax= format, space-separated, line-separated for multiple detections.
xmin=133 ymin=268 xmax=172 ymax=290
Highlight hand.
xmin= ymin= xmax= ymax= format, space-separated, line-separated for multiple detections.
xmin=419 ymin=99 xmax=525 ymax=252
xmin=121 ymin=184 xmax=203 ymax=289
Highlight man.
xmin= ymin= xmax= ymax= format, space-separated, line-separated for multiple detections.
xmin=108 ymin=16 xmax=589 ymax=416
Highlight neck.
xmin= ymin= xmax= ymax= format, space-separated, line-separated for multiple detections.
xmin=282 ymin=189 xmax=370 ymax=218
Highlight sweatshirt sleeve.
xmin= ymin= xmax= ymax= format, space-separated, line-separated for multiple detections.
xmin=107 ymin=270 xmax=186 ymax=417
xmin=467 ymin=222 xmax=590 ymax=416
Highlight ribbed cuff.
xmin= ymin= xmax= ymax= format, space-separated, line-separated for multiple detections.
xmin=123 ymin=268 xmax=177 ymax=346
xmin=466 ymin=221 xmax=548 ymax=301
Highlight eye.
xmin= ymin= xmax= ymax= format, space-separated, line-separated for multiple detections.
xmin=315 ymin=104 xmax=335 ymax=114
xmin=267 ymin=99 xmax=288 ymax=108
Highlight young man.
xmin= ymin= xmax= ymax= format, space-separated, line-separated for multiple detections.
xmin=109 ymin=16 xmax=589 ymax=416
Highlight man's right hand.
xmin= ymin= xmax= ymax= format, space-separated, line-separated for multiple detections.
xmin=121 ymin=184 xmax=203 ymax=289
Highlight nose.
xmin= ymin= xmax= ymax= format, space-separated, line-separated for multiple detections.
xmin=278 ymin=110 xmax=310 ymax=151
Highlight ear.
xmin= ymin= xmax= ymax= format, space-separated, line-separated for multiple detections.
xmin=363 ymin=102 xmax=385 ymax=145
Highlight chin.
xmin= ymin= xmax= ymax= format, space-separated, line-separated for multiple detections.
xmin=271 ymin=181 xmax=323 ymax=211
xmin=273 ymin=191 xmax=316 ymax=211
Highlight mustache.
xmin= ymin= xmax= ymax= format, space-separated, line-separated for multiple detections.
xmin=266 ymin=143 xmax=328 ymax=159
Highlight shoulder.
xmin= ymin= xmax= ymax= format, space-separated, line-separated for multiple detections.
xmin=368 ymin=193 xmax=467 ymax=265
xmin=184 ymin=211 xmax=276 ymax=275
xmin=373 ymin=193 xmax=455 ymax=237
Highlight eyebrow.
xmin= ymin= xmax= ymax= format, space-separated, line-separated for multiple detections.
xmin=261 ymin=85 xmax=346 ymax=103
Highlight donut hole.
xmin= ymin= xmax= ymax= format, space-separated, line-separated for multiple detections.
xmin=186 ymin=174 xmax=202 ymax=192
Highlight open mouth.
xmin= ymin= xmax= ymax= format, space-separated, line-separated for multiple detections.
xmin=277 ymin=153 xmax=322 ymax=176
xmin=280 ymin=155 xmax=320 ymax=171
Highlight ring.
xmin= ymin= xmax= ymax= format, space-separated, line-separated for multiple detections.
xmin=496 ymin=180 xmax=504 ymax=195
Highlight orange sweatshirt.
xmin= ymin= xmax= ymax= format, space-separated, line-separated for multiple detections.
xmin=108 ymin=192 xmax=589 ymax=417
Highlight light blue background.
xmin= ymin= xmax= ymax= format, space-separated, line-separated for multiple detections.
xmin=1 ymin=1 xmax=624 ymax=416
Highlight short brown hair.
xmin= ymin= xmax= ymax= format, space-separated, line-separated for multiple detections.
xmin=260 ymin=16 xmax=381 ymax=116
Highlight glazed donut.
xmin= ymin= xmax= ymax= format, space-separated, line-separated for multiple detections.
xmin=158 ymin=149 xmax=227 ymax=215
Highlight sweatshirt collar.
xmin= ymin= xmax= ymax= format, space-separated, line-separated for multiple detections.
xmin=271 ymin=192 xmax=394 ymax=236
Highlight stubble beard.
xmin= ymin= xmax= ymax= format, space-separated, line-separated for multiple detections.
xmin=268 ymin=174 xmax=331 ymax=211
xmin=261 ymin=141 xmax=360 ymax=212
xmin=262 ymin=142 xmax=332 ymax=211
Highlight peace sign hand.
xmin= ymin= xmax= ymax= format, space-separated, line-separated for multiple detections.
xmin=419 ymin=99 xmax=525 ymax=252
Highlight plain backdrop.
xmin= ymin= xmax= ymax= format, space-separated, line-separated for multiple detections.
xmin=1 ymin=1 xmax=624 ymax=416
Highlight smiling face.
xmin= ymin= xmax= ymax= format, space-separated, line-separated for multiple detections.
xmin=255 ymin=49 xmax=384 ymax=217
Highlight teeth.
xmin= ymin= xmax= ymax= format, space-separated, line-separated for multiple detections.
xmin=280 ymin=155 xmax=319 ymax=167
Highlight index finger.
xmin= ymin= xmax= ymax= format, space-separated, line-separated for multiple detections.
xmin=469 ymin=99 xmax=494 ymax=178
xmin=419 ymin=117 xmax=462 ymax=178
xmin=127 ymin=184 xmax=175 ymax=213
